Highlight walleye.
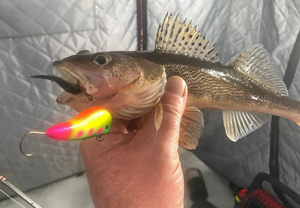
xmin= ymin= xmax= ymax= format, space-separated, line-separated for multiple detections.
xmin=33 ymin=13 xmax=300 ymax=150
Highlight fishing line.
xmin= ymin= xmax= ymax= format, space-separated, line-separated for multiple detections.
xmin=0 ymin=176 xmax=42 ymax=208
xmin=0 ymin=188 xmax=26 ymax=208
xmin=136 ymin=0 xmax=147 ymax=51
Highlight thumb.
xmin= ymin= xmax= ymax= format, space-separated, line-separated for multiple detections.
xmin=159 ymin=76 xmax=187 ymax=148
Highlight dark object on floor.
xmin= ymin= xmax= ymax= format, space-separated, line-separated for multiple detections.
xmin=234 ymin=173 xmax=300 ymax=208
xmin=235 ymin=189 xmax=285 ymax=208
xmin=186 ymin=168 xmax=217 ymax=208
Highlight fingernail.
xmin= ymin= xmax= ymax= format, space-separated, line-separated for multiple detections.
xmin=166 ymin=76 xmax=186 ymax=97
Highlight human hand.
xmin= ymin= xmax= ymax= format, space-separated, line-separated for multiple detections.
xmin=79 ymin=76 xmax=187 ymax=208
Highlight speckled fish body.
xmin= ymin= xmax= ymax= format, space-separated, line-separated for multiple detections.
xmin=33 ymin=14 xmax=300 ymax=148
xmin=137 ymin=51 xmax=297 ymax=117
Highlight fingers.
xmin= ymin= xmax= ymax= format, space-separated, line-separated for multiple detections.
xmin=81 ymin=76 xmax=187 ymax=158
xmin=79 ymin=132 xmax=134 ymax=158
xmin=110 ymin=119 xmax=129 ymax=133
xmin=127 ymin=117 xmax=142 ymax=131
xmin=159 ymin=76 xmax=187 ymax=144
xmin=139 ymin=76 xmax=187 ymax=150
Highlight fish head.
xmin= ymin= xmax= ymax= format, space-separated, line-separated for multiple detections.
xmin=54 ymin=50 xmax=166 ymax=118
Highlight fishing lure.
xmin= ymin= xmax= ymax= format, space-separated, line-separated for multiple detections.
xmin=20 ymin=107 xmax=112 ymax=157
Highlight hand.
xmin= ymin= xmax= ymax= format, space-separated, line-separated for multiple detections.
xmin=80 ymin=76 xmax=187 ymax=208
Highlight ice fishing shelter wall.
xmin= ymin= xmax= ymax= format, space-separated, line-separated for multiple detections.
xmin=0 ymin=0 xmax=299 ymax=205
xmin=0 ymin=0 xmax=138 ymax=199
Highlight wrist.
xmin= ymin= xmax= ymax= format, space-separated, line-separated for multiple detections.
xmin=85 ymin=164 xmax=184 ymax=208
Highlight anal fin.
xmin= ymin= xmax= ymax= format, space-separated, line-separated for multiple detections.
xmin=179 ymin=107 xmax=204 ymax=149
xmin=223 ymin=111 xmax=268 ymax=142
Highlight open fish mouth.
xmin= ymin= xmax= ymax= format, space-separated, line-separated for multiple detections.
xmin=31 ymin=66 xmax=99 ymax=105
xmin=31 ymin=75 xmax=83 ymax=95
xmin=57 ymin=69 xmax=98 ymax=95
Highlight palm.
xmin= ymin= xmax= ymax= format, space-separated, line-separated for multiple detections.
xmin=80 ymin=76 xmax=186 ymax=208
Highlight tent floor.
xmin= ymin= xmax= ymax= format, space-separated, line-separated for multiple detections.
xmin=0 ymin=147 xmax=234 ymax=208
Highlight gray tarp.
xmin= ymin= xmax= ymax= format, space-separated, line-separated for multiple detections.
xmin=0 ymin=0 xmax=299 ymax=206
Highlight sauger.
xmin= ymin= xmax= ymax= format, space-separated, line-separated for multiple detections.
xmin=32 ymin=13 xmax=300 ymax=149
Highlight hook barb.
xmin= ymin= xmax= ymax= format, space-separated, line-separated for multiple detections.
xmin=96 ymin=135 xmax=104 ymax=142
xmin=20 ymin=131 xmax=47 ymax=157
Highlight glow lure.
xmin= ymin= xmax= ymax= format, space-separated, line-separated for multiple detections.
xmin=20 ymin=107 xmax=112 ymax=157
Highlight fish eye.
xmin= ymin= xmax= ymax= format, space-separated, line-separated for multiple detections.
xmin=95 ymin=55 xmax=107 ymax=65
xmin=93 ymin=53 xmax=112 ymax=66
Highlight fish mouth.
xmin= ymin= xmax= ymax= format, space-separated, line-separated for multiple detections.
xmin=31 ymin=75 xmax=83 ymax=95
xmin=32 ymin=65 xmax=99 ymax=105
xmin=54 ymin=64 xmax=98 ymax=95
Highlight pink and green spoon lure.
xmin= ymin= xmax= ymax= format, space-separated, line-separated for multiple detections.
xmin=20 ymin=107 xmax=112 ymax=157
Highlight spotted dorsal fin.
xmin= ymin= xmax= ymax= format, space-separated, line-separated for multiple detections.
xmin=155 ymin=13 xmax=220 ymax=63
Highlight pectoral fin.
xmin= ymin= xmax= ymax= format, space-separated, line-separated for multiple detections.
xmin=154 ymin=101 xmax=163 ymax=132
xmin=223 ymin=111 xmax=268 ymax=142
xmin=179 ymin=107 xmax=204 ymax=149
xmin=140 ymin=101 xmax=163 ymax=132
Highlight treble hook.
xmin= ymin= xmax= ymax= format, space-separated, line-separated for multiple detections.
xmin=20 ymin=131 xmax=47 ymax=157
xmin=86 ymin=97 xmax=96 ymax=108
xmin=78 ymin=83 xmax=96 ymax=108
xmin=96 ymin=135 xmax=104 ymax=142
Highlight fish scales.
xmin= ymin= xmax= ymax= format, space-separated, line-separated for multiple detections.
xmin=135 ymin=52 xmax=279 ymax=110
xmin=31 ymin=13 xmax=300 ymax=147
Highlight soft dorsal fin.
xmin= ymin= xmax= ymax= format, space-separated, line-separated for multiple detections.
xmin=155 ymin=13 xmax=220 ymax=63
xmin=231 ymin=44 xmax=288 ymax=96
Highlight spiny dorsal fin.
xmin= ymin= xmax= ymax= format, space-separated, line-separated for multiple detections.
xmin=232 ymin=44 xmax=288 ymax=96
xmin=155 ymin=13 xmax=220 ymax=63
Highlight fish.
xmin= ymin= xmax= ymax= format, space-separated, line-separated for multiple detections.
xmin=32 ymin=13 xmax=300 ymax=150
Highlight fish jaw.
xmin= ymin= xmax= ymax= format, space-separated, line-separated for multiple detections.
xmin=60 ymin=68 xmax=167 ymax=119
xmin=53 ymin=59 xmax=114 ymax=112
xmin=53 ymin=51 xmax=166 ymax=117
xmin=53 ymin=61 xmax=99 ymax=95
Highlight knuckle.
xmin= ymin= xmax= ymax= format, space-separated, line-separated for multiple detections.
xmin=163 ymin=103 xmax=183 ymax=118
